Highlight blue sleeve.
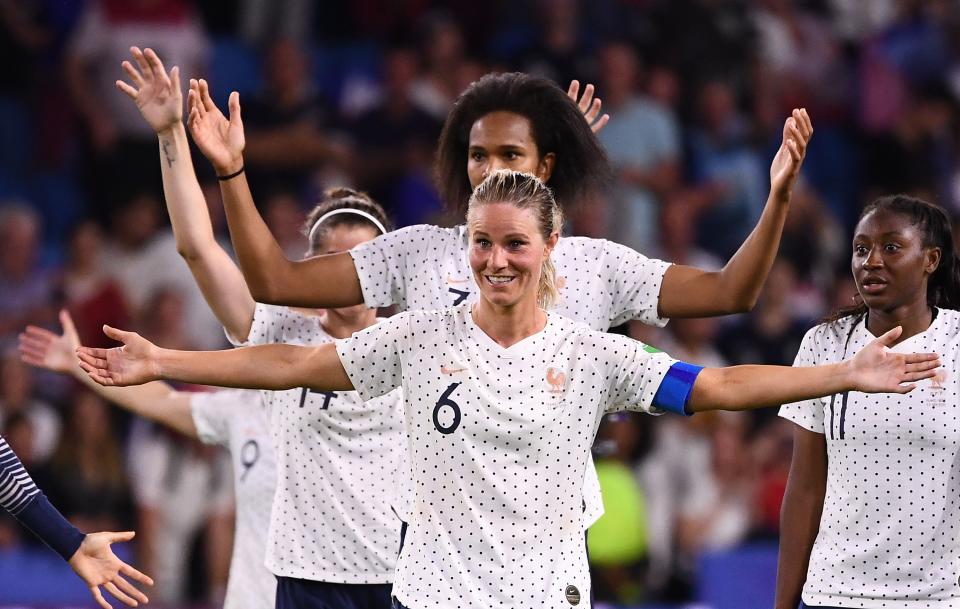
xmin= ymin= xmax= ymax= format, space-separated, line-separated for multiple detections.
xmin=0 ymin=436 xmax=85 ymax=560
xmin=652 ymin=362 xmax=703 ymax=416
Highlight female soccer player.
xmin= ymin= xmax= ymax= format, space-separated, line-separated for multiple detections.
xmin=78 ymin=171 xmax=939 ymax=609
xmin=183 ymin=63 xmax=811 ymax=529
xmin=775 ymin=195 xmax=960 ymax=609
xmin=19 ymin=309 xmax=275 ymax=609
xmin=115 ymin=47 xmax=406 ymax=609
xmin=1 ymin=433 xmax=152 ymax=609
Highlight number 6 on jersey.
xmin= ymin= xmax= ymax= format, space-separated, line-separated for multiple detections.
xmin=433 ymin=383 xmax=462 ymax=434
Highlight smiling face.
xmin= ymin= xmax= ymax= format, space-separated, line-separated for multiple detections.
xmin=467 ymin=111 xmax=555 ymax=190
xmin=852 ymin=209 xmax=940 ymax=313
xmin=468 ymin=202 xmax=557 ymax=310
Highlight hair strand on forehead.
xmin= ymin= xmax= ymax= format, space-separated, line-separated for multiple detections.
xmin=468 ymin=170 xmax=563 ymax=309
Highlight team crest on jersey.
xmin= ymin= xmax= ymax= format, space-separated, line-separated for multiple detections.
xmin=927 ymin=368 xmax=949 ymax=407
xmin=546 ymin=367 xmax=567 ymax=394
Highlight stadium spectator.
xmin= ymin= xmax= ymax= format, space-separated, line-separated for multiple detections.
xmin=58 ymin=220 xmax=131 ymax=348
xmin=64 ymin=0 xmax=208 ymax=215
xmin=596 ymin=41 xmax=681 ymax=253
xmin=347 ymin=44 xmax=443 ymax=217
xmin=39 ymin=391 xmax=132 ymax=533
xmin=0 ymin=351 xmax=60 ymax=464
xmin=0 ymin=205 xmax=56 ymax=345
xmin=242 ymin=38 xmax=350 ymax=200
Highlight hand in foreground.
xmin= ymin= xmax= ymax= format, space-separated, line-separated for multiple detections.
xmin=67 ymin=531 xmax=153 ymax=609
xmin=19 ymin=309 xmax=81 ymax=374
xmin=847 ymin=326 xmax=940 ymax=393
xmin=769 ymin=108 xmax=813 ymax=201
xmin=115 ymin=46 xmax=182 ymax=134
xmin=76 ymin=326 xmax=162 ymax=387
xmin=187 ymin=78 xmax=245 ymax=174
xmin=567 ymin=80 xmax=610 ymax=134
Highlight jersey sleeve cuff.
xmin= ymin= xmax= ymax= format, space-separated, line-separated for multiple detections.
xmin=652 ymin=361 xmax=703 ymax=416
xmin=14 ymin=493 xmax=86 ymax=561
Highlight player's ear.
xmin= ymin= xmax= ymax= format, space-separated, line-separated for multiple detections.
xmin=544 ymin=231 xmax=559 ymax=258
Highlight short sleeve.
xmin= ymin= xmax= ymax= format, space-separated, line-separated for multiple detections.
xmin=779 ymin=327 xmax=827 ymax=433
xmin=335 ymin=313 xmax=408 ymax=402
xmin=227 ymin=303 xmax=284 ymax=347
xmin=191 ymin=390 xmax=246 ymax=447
xmin=349 ymin=224 xmax=455 ymax=308
xmin=592 ymin=333 xmax=677 ymax=414
xmin=604 ymin=241 xmax=672 ymax=328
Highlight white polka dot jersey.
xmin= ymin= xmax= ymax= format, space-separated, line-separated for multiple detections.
xmin=190 ymin=389 xmax=277 ymax=609
xmin=335 ymin=304 xmax=678 ymax=609
xmin=349 ymin=223 xmax=672 ymax=526
xmin=779 ymin=308 xmax=960 ymax=608
xmin=231 ymin=304 xmax=405 ymax=583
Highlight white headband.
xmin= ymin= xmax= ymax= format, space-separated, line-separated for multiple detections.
xmin=307 ymin=207 xmax=387 ymax=245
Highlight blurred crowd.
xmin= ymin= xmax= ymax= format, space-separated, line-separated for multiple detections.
xmin=2 ymin=0 xmax=960 ymax=606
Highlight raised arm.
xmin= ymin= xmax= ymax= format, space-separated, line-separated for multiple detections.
xmin=187 ymin=78 xmax=363 ymax=307
xmin=686 ymin=326 xmax=938 ymax=412
xmin=116 ymin=47 xmax=256 ymax=342
xmin=19 ymin=310 xmax=197 ymax=437
xmin=76 ymin=325 xmax=353 ymax=392
xmin=0 ymin=436 xmax=153 ymax=609
xmin=657 ymin=109 xmax=813 ymax=317
xmin=773 ymin=425 xmax=826 ymax=609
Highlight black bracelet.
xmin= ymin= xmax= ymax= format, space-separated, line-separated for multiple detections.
xmin=217 ymin=166 xmax=245 ymax=181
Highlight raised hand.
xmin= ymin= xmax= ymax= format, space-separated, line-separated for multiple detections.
xmin=848 ymin=326 xmax=940 ymax=393
xmin=19 ymin=309 xmax=81 ymax=374
xmin=76 ymin=326 xmax=162 ymax=387
xmin=187 ymin=78 xmax=245 ymax=175
xmin=67 ymin=531 xmax=153 ymax=609
xmin=769 ymin=108 xmax=813 ymax=202
xmin=115 ymin=47 xmax=182 ymax=134
xmin=568 ymin=80 xmax=610 ymax=134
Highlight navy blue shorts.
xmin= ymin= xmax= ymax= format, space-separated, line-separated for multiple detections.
xmin=275 ymin=576 xmax=392 ymax=609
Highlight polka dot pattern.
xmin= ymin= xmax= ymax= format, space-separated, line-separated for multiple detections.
xmin=348 ymin=223 xmax=673 ymax=527
xmin=336 ymin=304 xmax=675 ymax=609
xmin=235 ymin=304 xmax=405 ymax=583
xmin=780 ymin=309 xmax=960 ymax=608
xmin=190 ymin=389 xmax=277 ymax=609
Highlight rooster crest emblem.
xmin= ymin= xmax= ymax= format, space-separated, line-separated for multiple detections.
xmin=931 ymin=369 xmax=948 ymax=391
xmin=546 ymin=367 xmax=567 ymax=394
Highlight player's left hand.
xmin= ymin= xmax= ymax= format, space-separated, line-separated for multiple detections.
xmin=847 ymin=326 xmax=940 ymax=393
xmin=568 ymin=80 xmax=610 ymax=134
xmin=67 ymin=531 xmax=153 ymax=609
xmin=769 ymin=108 xmax=813 ymax=202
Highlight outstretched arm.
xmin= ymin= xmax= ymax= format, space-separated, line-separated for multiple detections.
xmin=187 ymin=79 xmax=363 ymax=307
xmin=19 ymin=310 xmax=197 ymax=437
xmin=0 ymin=436 xmax=153 ymax=609
xmin=657 ymin=109 xmax=813 ymax=317
xmin=116 ymin=47 xmax=256 ymax=342
xmin=76 ymin=325 xmax=353 ymax=392
xmin=773 ymin=425 xmax=826 ymax=609
xmin=686 ymin=326 xmax=938 ymax=412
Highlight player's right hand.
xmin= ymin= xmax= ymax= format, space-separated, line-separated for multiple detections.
xmin=76 ymin=326 xmax=162 ymax=387
xmin=187 ymin=78 xmax=245 ymax=176
xmin=116 ymin=46 xmax=183 ymax=134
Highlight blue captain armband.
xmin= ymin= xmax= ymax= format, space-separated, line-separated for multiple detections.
xmin=651 ymin=362 xmax=703 ymax=416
